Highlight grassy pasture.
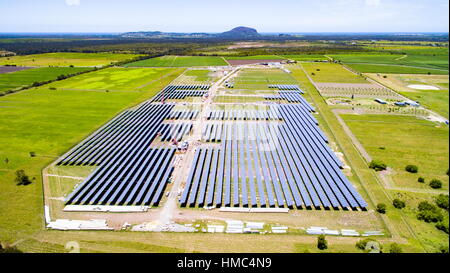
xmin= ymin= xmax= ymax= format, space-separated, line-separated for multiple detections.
xmin=366 ymin=73 xmax=449 ymax=118
xmin=331 ymin=54 xmax=449 ymax=71
xmin=0 ymin=52 xmax=142 ymax=67
xmin=281 ymin=54 xmax=328 ymax=61
xmin=346 ymin=63 xmax=449 ymax=75
xmin=183 ymin=69 xmax=215 ymax=82
xmin=0 ymin=67 xmax=92 ymax=93
xmin=231 ymin=68 xmax=298 ymax=90
xmin=341 ymin=114 xmax=449 ymax=190
xmin=47 ymin=67 xmax=184 ymax=91
xmin=302 ymin=63 xmax=369 ymax=83
xmin=224 ymin=55 xmax=284 ymax=60
xmin=124 ymin=55 xmax=228 ymax=67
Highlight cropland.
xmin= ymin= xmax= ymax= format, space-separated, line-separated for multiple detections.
xmin=124 ymin=55 xmax=228 ymax=67
xmin=0 ymin=38 xmax=448 ymax=253
xmin=0 ymin=52 xmax=142 ymax=67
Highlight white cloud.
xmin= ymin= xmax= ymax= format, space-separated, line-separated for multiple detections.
xmin=365 ymin=0 xmax=381 ymax=6
xmin=65 ymin=0 xmax=80 ymax=6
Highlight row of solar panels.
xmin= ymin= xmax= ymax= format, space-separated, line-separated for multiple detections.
xmin=180 ymin=105 xmax=367 ymax=209
xmin=167 ymin=109 xmax=199 ymax=120
xmin=65 ymin=147 xmax=175 ymax=206
xmin=203 ymin=123 xmax=223 ymax=142
xmin=268 ymin=84 xmax=302 ymax=91
xmin=207 ymin=107 xmax=284 ymax=121
xmin=159 ymin=123 xmax=193 ymax=142
xmin=265 ymin=92 xmax=308 ymax=104
xmin=164 ymin=84 xmax=210 ymax=91
xmin=153 ymin=90 xmax=207 ymax=101
xmin=57 ymin=103 xmax=174 ymax=166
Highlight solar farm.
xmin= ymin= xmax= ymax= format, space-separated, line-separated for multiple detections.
xmin=2 ymin=47 xmax=447 ymax=253
xmin=49 ymin=66 xmax=368 ymax=212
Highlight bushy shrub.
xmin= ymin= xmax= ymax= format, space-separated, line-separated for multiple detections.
xmin=417 ymin=201 xmax=443 ymax=223
xmin=369 ymin=160 xmax=387 ymax=171
xmin=418 ymin=177 xmax=425 ymax=183
xmin=376 ymin=203 xmax=387 ymax=214
xmin=356 ymin=238 xmax=380 ymax=252
xmin=389 ymin=243 xmax=402 ymax=253
xmin=436 ymin=222 xmax=449 ymax=234
xmin=429 ymin=179 xmax=442 ymax=189
xmin=393 ymin=199 xmax=406 ymax=209
xmin=435 ymin=194 xmax=449 ymax=210
xmin=317 ymin=235 xmax=328 ymax=250
xmin=405 ymin=165 xmax=418 ymax=173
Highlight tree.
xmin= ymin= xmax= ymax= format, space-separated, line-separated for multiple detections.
xmin=435 ymin=194 xmax=449 ymax=210
xmin=405 ymin=165 xmax=418 ymax=173
xmin=392 ymin=199 xmax=406 ymax=209
xmin=429 ymin=179 xmax=442 ymax=189
xmin=15 ymin=170 xmax=31 ymax=186
xmin=376 ymin=203 xmax=387 ymax=214
xmin=418 ymin=177 xmax=425 ymax=183
xmin=417 ymin=201 xmax=443 ymax=223
xmin=369 ymin=160 xmax=387 ymax=171
xmin=356 ymin=238 xmax=380 ymax=253
xmin=389 ymin=243 xmax=402 ymax=253
xmin=317 ymin=235 xmax=328 ymax=250
xmin=436 ymin=222 xmax=449 ymax=234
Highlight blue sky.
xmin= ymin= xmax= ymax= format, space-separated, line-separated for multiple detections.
xmin=0 ymin=0 xmax=448 ymax=33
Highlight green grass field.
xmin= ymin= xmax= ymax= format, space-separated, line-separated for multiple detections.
xmin=302 ymin=63 xmax=369 ymax=83
xmin=0 ymin=67 xmax=92 ymax=93
xmin=281 ymin=54 xmax=328 ymax=61
xmin=341 ymin=114 xmax=449 ymax=190
xmin=346 ymin=63 xmax=449 ymax=75
xmin=183 ymin=69 xmax=215 ymax=82
xmin=124 ymin=55 xmax=228 ymax=67
xmin=47 ymin=67 xmax=184 ymax=91
xmin=0 ymin=52 xmax=142 ymax=67
xmin=331 ymin=54 xmax=449 ymax=71
xmin=231 ymin=68 xmax=298 ymax=90
xmin=224 ymin=55 xmax=285 ymax=60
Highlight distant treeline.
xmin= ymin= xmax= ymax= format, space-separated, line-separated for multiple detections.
xmin=0 ymin=33 xmax=447 ymax=55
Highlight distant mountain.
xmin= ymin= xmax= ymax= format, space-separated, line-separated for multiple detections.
xmin=218 ymin=26 xmax=260 ymax=38
xmin=120 ymin=26 xmax=261 ymax=39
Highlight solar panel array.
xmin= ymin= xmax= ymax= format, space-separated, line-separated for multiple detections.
xmin=167 ymin=109 xmax=199 ymax=120
xmin=180 ymin=100 xmax=368 ymax=210
xmin=159 ymin=123 xmax=193 ymax=142
xmin=62 ymin=102 xmax=177 ymax=206
xmin=207 ymin=107 xmax=284 ymax=121
xmin=58 ymin=103 xmax=174 ymax=166
xmin=152 ymin=85 xmax=210 ymax=102
xmin=268 ymin=84 xmax=302 ymax=91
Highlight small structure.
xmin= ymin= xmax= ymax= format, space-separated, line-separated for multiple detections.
xmin=374 ymin=98 xmax=387 ymax=105
xmin=394 ymin=101 xmax=407 ymax=107
xmin=405 ymin=101 xmax=420 ymax=107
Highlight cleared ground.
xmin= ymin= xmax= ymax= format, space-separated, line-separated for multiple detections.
xmin=230 ymin=68 xmax=298 ymax=90
xmin=124 ymin=55 xmax=228 ymax=67
xmin=0 ymin=52 xmax=142 ymax=67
